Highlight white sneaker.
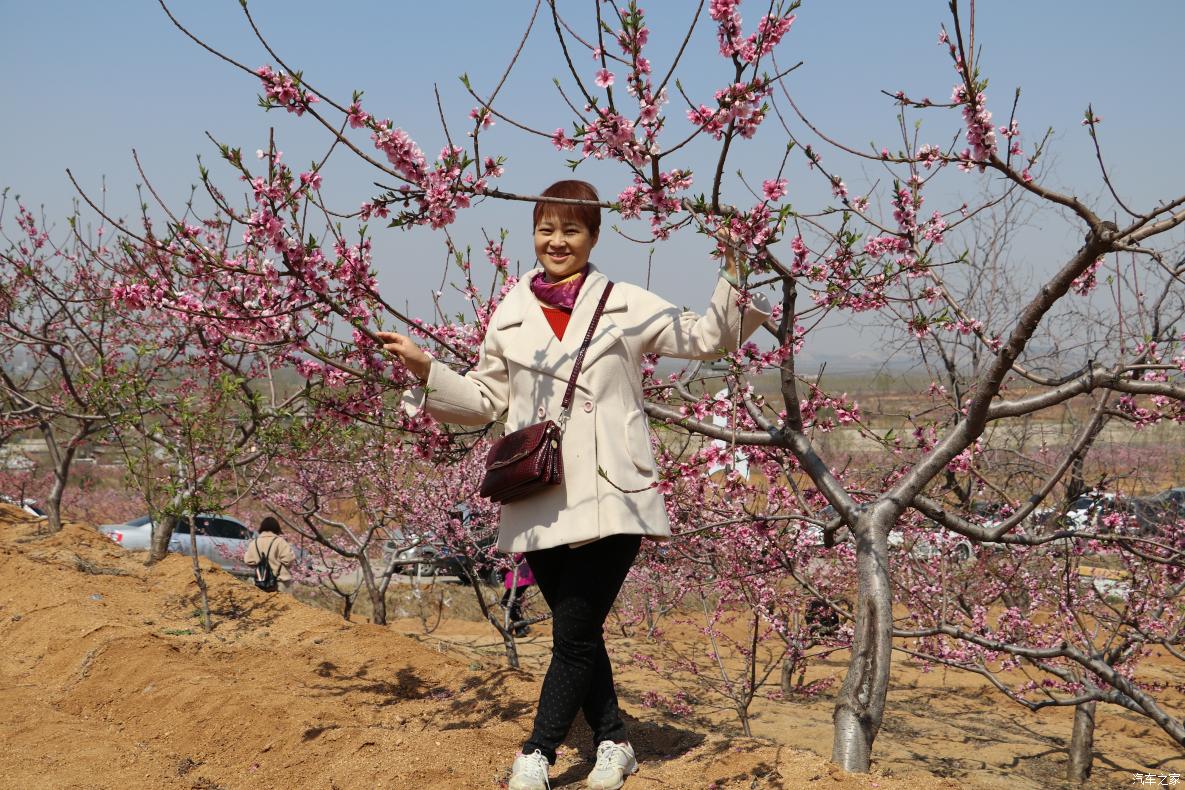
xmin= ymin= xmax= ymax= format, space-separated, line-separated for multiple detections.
xmin=586 ymin=741 xmax=637 ymax=790
xmin=508 ymin=749 xmax=551 ymax=790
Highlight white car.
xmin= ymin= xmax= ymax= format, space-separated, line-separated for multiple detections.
xmin=1061 ymin=492 xmax=1118 ymax=531
xmin=1 ymin=495 xmax=46 ymax=518
xmin=99 ymin=514 xmax=255 ymax=575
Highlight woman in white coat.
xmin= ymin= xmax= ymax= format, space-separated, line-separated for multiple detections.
xmin=378 ymin=180 xmax=769 ymax=790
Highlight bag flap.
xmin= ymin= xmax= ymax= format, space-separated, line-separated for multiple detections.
xmin=485 ymin=422 xmax=557 ymax=470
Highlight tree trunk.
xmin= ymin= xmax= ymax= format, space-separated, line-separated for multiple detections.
xmin=43 ymin=494 xmax=63 ymax=534
xmin=358 ymin=558 xmax=387 ymax=625
xmin=187 ymin=517 xmax=212 ymax=632
xmin=45 ymin=465 xmax=68 ymax=533
xmin=464 ymin=569 xmax=519 ymax=668
xmin=832 ymin=512 xmax=894 ymax=772
xmin=1065 ymin=417 xmax=1105 ymax=506
xmin=737 ymin=705 xmax=752 ymax=737
xmin=780 ymin=653 xmax=794 ymax=696
xmin=1066 ymin=700 xmax=1096 ymax=783
xmin=148 ymin=513 xmax=178 ymax=563
xmin=781 ymin=639 xmax=812 ymax=695
xmin=39 ymin=422 xmax=77 ymax=533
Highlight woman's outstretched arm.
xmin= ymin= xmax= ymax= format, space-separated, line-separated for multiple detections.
xmin=381 ymin=330 xmax=509 ymax=426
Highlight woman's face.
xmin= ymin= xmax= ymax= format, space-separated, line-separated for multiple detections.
xmin=534 ymin=213 xmax=598 ymax=281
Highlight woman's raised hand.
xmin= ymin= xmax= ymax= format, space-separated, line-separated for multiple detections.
xmin=374 ymin=331 xmax=432 ymax=382
xmin=714 ymin=227 xmax=741 ymax=279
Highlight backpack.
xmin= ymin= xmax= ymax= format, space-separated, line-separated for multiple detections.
xmin=252 ymin=537 xmax=278 ymax=592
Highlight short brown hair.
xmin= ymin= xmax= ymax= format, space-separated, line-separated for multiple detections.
xmin=532 ymin=180 xmax=601 ymax=237
xmin=259 ymin=516 xmax=282 ymax=534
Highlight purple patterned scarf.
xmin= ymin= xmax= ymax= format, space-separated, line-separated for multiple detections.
xmin=530 ymin=267 xmax=588 ymax=310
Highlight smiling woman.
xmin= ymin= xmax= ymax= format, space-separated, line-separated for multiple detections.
xmin=378 ymin=177 xmax=771 ymax=790
xmin=531 ymin=180 xmax=602 ymax=282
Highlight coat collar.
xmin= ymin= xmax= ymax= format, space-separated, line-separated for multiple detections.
xmin=493 ymin=263 xmax=628 ymax=386
xmin=495 ymin=263 xmax=626 ymax=332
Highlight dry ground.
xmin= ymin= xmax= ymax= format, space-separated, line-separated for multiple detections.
xmin=2 ymin=504 xmax=1180 ymax=789
xmin=0 ymin=504 xmax=954 ymax=789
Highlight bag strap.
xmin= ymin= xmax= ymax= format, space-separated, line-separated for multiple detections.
xmin=256 ymin=536 xmax=273 ymax=566
xmin=560 ymin=281 xmax=615 ymax=416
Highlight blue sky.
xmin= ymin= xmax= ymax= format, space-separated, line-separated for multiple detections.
xmin=3 ymin=1 xmax=1183 ymax=367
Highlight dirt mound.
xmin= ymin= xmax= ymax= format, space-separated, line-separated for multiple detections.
xmin=0 ymin=504 xmax=957 ymax=789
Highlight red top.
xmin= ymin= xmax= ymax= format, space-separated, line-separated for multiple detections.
xmin=541 ymin=306 xmax=572 ymax=340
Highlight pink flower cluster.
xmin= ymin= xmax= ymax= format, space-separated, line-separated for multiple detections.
xmin=557 ymin=7 xmax=667 ymax=167
xmin=863 ymin=236 xmax=911 ymax=258
xmin=709 ymin=0 xmax=795 ymax=63
xmin=110 ymin=282 xmax=152 ymax=310
xmin=921 ymin=211 xmax=947 ymax=244
xmin=255 ymin=66 xmax=320 ymax=116
xmin=419 ymin=145 xmax=477 ymax=229
xmin=469 ymin=106 xmax=495 ymax=130
xmin=346 ymin=101 xmax=370 ymax=129
xmin=371 ymin=121 xmax=428 ymax=182
xmin=719 ymin=202 xmax=778 ymax=258
xmin=797 ymin=386 xmax=862 ymax=433
xmin=1071 ymin=257 xmax=1103 ymax=296
xmin=617 ymin=169 xmax=693 ymax=239
xmin=353 ymin=105 xmax=501 ymax=228
xmin=998 ymin=119 xmax=1023 ymax=157
xmin=551 ymin=127 xmax=576 ymax=151
xmin=952 ymin=84 xmax=997 ymax=171
xmin=315 ymin=96 xmax=507 ymax=230
xmin=609 ymin=5 xmax=670 ymax=147
xmin=761 ymin=178 xmax=787 ymax=202
xmin=687 ymin=79 xmax=772 ymax=140
xmin=892 ymin=185 xmax=919 ymax=234
xmin=484 ymin=239 xmax=509 ymax=272
xmin=915 ymin=144 xmax=945 ymax=170
xmin=580 ymin=108 xmax=652 ymax=166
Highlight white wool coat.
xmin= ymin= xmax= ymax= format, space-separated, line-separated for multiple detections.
xmin=406 ymin=264 xmax=771 ymax=552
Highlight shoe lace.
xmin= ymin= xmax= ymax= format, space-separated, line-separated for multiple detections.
xmin=594 ymin=741 xmax=626 ymax=770
xmin=519 ymin=750 xmax=551 ymax=788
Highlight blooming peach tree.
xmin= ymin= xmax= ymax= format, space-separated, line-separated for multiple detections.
xmin=59 ymin=0 xmax=1185 ymax=772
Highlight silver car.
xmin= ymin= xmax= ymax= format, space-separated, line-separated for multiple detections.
xmin=98 ymin=515 xmax=155 ymax=549
xmin=99 ymin=514 xmax=255 ymax=575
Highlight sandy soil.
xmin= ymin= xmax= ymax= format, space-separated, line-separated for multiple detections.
xmin=1 ymin=503 xmax=1179 ymax=789
xmin=403 ymin=616 xmax=1185 ymax=790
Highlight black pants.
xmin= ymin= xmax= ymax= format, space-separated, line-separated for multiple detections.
xmin=521 ymin=534 xmax=642 ymax=764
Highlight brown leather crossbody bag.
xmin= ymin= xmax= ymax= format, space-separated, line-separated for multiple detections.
xmin=479 ymin=282 xmax=615 ymax=504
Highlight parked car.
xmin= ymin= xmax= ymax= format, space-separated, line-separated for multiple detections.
xmin=1033 ymin=488 xmax=1184 ymax=538
xmin=97 ymin=515 xmax=155 ymax=549
xmin=382 ymin=504 xmax=503 ymax=585
xmin=801 ymin=516 xmax=974 ymax=561
xmin=383 ymin=530 xmax=503 ymax=584
xmin=436 ymin=532 xmax=502 ymax=585
xmin=1059 ymin=491 xmax=1120 ymax=531
xmin=1120 ymin=488 xmax=1185 ymax=535
xmin=1079 ymin=565 xmax=1131 ymax=602
xmin=1 ymin=495 xmax=47 ymax=518
xmin=888 ymin=529 xmax=975 ymax=562
xmin=382 ymin=531 xmax=444 ymax=580
xmin=98 ymin=513 xmax=256 ymax=575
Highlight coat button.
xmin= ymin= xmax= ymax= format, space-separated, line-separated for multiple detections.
xmin=583 ymin=401 xmax=593 ymax=413
xmin=537 ymin=406 xmax=546 ymax=418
